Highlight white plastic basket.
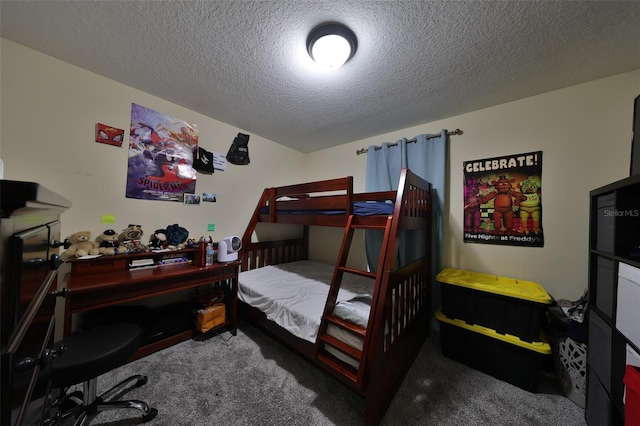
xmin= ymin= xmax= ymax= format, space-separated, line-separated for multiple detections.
xmin=554 ymin=336 xmax=587 ymax=408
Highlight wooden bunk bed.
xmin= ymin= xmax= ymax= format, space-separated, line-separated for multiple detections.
xmin=238 ymin=168 xmax=432 ymax=425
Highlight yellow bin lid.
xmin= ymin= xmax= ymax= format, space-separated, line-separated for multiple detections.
xmin=436 ymin=268 xmax=552 ymax=304
xmin=436 ymin=310 xmax=551 ymax=354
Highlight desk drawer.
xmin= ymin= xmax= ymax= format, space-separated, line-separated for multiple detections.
xmin=72 ymin=259 xmax=127 ymax=275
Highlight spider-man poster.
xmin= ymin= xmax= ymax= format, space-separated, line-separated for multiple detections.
xmin=463 ymin=151 xmax=543 ymax=247
xmin=126 ymin=103 xmax=198 ymax=201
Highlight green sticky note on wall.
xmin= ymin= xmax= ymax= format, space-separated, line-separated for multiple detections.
xmin=101 ymin=214 xmax=116 ymax=224
xmin=207 ymin=224 xmax=215 ymax=231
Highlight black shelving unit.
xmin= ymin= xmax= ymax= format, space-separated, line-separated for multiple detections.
xmin=586 ymin=173 xmax=640 ymax=425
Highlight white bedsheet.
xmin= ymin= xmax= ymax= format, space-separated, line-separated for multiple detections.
xmin=326 ymin=324 xmax=363 ymax=369
xmin=238 ymin=260 xmax=374 ymax=343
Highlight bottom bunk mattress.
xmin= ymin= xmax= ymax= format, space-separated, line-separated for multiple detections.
xmin=237 ymin=260 xmax=374 ymax=348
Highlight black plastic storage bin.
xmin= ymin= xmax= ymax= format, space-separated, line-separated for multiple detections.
xmin=436 ymin=310 xmax=551 ymax=392
xmin=437 ymin=268 xmax=553 ymax=342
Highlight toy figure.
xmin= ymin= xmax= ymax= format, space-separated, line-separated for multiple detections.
xmin=119 ymin=224 xmax=144 ymax=243
xmin=149 ymin=229 xmax=169 ymax=249
xmin=96 ymin=229 xmax=126 ymax=255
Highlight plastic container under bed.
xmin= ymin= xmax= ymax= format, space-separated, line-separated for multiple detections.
xmin=436 ymin=268 xmax=553 ymax=342
xmin=436 ymin=310 xmax=552 ymax=392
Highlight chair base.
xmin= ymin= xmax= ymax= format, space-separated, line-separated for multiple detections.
xmin=46 ymin=374 xmax=157 ymax=426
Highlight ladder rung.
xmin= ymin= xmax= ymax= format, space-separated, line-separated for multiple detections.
xmin=319 ymin=334 xmax=362 ymax=361
xmin=337 ymin=266 xmax=376 ymax=279
xmin=326 ymin=314 xmax=366 ymax=338
xmin=350 ymin=224 xmax=387 ymax=230
xmin=316 ymin=353 xmax=358 ymax=383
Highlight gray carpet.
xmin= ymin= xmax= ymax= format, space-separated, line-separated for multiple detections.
xmin=75 ymin=320 xmax=586 ymax=425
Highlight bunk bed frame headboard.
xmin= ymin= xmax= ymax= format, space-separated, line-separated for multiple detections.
xmin=240 ymin=229 xmax=309 ymax=271
xmin=240 ymin=174 xmax=358 ymax=271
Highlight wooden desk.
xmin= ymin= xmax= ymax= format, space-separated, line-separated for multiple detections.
xmin=62 ymin=249 xmax=239 ymax=360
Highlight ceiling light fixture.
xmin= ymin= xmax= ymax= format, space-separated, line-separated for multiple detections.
xmin=307 ymin=23 xmax=357 ymax=70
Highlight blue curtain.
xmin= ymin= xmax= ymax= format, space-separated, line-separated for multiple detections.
xmin=365 ymin=130 xmax=447 ymax=318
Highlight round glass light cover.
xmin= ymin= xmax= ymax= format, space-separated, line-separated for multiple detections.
xmin=311 ymin=34 xmax=352 ymax=69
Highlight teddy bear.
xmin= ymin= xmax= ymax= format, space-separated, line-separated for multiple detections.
xmin=63 ymin=231 xmax=100 ymax=258
xmin=96 ymin=229 xmax=126 ymax=255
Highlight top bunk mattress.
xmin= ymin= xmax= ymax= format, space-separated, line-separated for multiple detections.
xmin=237 ymin=260 xmax=374 ymax=343
xmin=259 ymin=201 xmax=394 ymax=216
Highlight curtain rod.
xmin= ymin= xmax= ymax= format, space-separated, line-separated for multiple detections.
xmin=355 ymin=128 xmax=463 ymax=155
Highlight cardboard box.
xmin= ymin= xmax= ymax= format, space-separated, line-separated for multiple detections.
xmin=196 ymin=303 xmax=226 ymax=333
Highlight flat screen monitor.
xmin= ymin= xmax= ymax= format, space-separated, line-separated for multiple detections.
xmin=631 ymin=94 xmax=640 ymax=176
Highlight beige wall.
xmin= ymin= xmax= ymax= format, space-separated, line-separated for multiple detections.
xmin=0 ymin=39 xmax=307 ymax=243
xmin=307 ymin=70 xmax=640 ymax=300
xmin=2 ymin=38 xmax=639 ymax=305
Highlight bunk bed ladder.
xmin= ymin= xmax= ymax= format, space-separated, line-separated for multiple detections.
xmin=314 ymin=214 xmax=393 ymax=387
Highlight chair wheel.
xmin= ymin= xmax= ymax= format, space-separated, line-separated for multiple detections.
xmin=135 ymin=375 xmax=149 ymax=387
xmin=142 ymin=407 xmax=158 ymax=422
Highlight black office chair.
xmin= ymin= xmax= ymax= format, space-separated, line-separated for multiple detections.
xmin=47 ymin=323 xmax=158 ymax=426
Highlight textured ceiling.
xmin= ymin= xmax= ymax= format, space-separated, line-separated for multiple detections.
xmin=1 ymin=1 xmax=639 ymax=153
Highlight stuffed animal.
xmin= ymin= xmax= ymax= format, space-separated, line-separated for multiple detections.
xmin=148 ymin=229 xmax=168 ymax=249
xmin=118 ymin=224 xmax=144 ymax=244
xmin=96 ymin=229 xmax=126 ymax=255
xmin=165 ymin=224 xmax=189 ymax=249
xmin=120 ymin=239 xmax=146 ymax=254
xmin=64 ymin=231 xmax=100 ymax=258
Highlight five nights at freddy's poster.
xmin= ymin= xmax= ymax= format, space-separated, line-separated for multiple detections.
xmin=463 ymin=151 xmax=543 ymax=247
xmin=126 ymin=103 xmax=198 ymax=202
